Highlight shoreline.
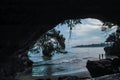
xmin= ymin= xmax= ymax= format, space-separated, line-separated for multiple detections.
xmin=17 ymin=68 xmax=91 ymax=80
xmin=17 ymin=56 xmax=119 ymax=80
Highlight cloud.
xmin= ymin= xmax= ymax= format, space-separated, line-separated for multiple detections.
xmin=56 ymin=18 xmax=106 ymax=46
xmin=90 ymin=36 xmax=104 ymax=43
xmin=91 ymin=36 xmax=101 ymax=40
xmin=65 ymin=23 xmax=105 ymax=46
xmin=66 ymin=35 xmax=104 ymax=47
xmin=66 ymin=39 xmax=81 ymax=46
xmin=80 ymin=18 xmax=103 ymax=26
xmin=72 ymin=24 xmax=101 ymax=36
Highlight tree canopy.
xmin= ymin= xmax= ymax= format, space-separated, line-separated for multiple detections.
xmin=102 ymin=22 xmax=120 ymax=56
xmin=29 ymin=29 xmax=66 ymax=57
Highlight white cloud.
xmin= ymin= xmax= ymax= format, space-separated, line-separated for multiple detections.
xmin=57 ymin=18 xmax=106 ymax=47
xmin=66 ymin=39 xmax=80 ymax=46
xmin=72 ymin=24 xmax=101 ymax=36
xmin=66 ymin=35 xmax=104 ymax=47
xmin=91 ymin=36 xmax=100 ymax=40
xmin=90 ymin=36 xmax=104 ymax=43
xmin=80 ymin=18 xmax=103 ymax=26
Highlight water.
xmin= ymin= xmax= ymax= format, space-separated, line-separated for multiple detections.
xmin=28 ymin=47 xmax=105 ymax=77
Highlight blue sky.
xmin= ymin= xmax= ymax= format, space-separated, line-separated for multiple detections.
xmin=55 ymin=18 xmax=117 ymax=48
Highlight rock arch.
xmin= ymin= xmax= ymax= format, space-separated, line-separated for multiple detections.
xmin=0 ymin=0 xmax=120 ymax=79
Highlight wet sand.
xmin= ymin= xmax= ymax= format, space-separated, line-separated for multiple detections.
xmin=16 ymin=70 xmax=91 ymax=80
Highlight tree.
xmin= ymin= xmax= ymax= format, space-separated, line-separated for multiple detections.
xmin=60 ymin=19 xmax=81 ymax=39
xmin=102 ymin=22 xmax=120 ymax=56
xmin=29 ymin=29 xmax=65 ymax=57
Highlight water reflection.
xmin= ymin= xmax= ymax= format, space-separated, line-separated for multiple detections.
xmin=32 ymin=47 xmax=104 ymax=77
xmin=42 ymin=57 xmax=52 ymax=76
xmin=33 ymin=56 xmax=53 ymax=77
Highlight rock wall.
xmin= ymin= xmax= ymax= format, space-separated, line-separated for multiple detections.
xmin=0 ymin=0 xmax=120 ymax=79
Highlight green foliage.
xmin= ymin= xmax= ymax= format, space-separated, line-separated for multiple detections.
xmin=73 ymin=43 xmax=108 ymax=48
xmin=103 ymin=22 xmax=120 ymax=56
xmin=60 ymin=19 xmax=81 ymax=39
xmin=60 ymin=19 xmax=81 ymax=30
xmin=30 ymin=29 xmax=66 ymax=57
xmin=101 ymin=22 xmax=115 ymax=31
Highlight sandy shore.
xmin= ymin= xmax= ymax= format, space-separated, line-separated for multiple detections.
xmin=17 ymin=69 xmax=91 ymax=80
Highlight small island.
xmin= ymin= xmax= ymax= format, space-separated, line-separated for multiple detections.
xmin=72 ymin=42 xmax=110 ymax=48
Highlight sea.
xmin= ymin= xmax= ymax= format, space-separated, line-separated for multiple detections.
xmin=28 ymin=47 xmax=105 ymax=77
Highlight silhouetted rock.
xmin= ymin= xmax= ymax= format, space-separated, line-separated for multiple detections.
xmin=86 ymin=58 xmax=120 ymax=78
xmin=58 ymin=76 xmax=82 ymax=80
xmin=94 ymin=73 xmax=120 ymax=80
xmin=36 ymin=79 xmax=44 ymax=80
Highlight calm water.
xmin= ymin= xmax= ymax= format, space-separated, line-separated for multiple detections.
xmin=28 ymin=47 xmax=105 ymax=77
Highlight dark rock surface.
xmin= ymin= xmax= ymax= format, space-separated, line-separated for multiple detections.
xmin=35 ymin=76 xmax=90 ymax=80
xmin=94 ymin=73 xmax=120 ymax=80
xmin=58 ymin=76 xmax=88 ymax=80
xmin=1 ymin=0 xmax=120 ymax=79
xmin=104 ymin=46 xmax=120 ymax=56
xmin=86 ymin=58 xmax=120 ymax=78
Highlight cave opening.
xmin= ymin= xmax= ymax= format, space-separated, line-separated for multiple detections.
xmin=25 ymin=18 xmax=119 ymax=79
xmin=1 ymin=0 xmax=120 ymax=80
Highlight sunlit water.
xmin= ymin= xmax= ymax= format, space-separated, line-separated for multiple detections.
xmin=28 ymin=47 xmax=105 ymax=77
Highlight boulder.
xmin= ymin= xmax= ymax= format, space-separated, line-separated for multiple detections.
xmin=86 ymin=58 xmax=120 ymax=77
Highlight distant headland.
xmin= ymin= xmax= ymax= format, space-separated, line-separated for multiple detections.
xmin=72 ymin=43 xmax=110 ymax=48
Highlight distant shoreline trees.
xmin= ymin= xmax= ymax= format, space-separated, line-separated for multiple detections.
xmin=72 ymin=43 xmax=110 ymax=48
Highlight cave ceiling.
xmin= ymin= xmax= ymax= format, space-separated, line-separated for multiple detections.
xmin=0 ymin=0 xmax=120 ymax=58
